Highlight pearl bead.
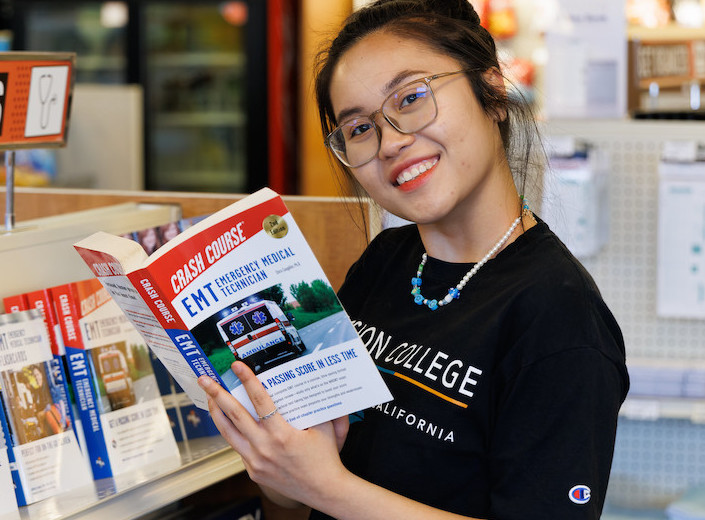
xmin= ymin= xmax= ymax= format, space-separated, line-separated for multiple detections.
xmin=410 ymin=215 xmax=522 ymax=311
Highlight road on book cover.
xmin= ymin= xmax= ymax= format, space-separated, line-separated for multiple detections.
xmin=220 ymin=311 xmax=359 ymax=389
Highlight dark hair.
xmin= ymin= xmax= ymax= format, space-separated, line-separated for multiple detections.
xmin=314 ymin=0 xmax=543 ymax=205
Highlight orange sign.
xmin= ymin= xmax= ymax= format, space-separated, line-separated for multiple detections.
xmin=0 ymin=52 xmax=75 ymax=150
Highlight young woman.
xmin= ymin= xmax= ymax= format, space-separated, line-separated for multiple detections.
xmin=197 ymin=1 xmax=629 ymax=518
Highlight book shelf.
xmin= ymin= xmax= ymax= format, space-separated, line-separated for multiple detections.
xmin=19 ymin=437 xmax=244 ymax=520
xmin=0 ymin=187 xmax=371 ymax=520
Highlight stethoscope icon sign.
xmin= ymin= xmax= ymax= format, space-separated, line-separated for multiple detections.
xmin=38 ymin=73 xmax=57 ymax=129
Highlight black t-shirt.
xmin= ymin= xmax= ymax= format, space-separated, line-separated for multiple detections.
xmin=309 ymin=221 xmax=629 ymax=520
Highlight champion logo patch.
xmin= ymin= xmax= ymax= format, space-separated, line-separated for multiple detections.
xmin=568 ymin=485 xmax=591 ymax=505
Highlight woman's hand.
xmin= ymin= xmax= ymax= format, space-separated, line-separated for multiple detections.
xmin=197 ymin=361 xmax=349 ymax=507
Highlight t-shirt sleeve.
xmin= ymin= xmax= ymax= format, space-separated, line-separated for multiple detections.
xmin=489 ymin=347 xmax=626 ymax=519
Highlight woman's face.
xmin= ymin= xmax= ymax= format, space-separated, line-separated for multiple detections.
xmin=329 ymin=31 xmax=508 ymax=226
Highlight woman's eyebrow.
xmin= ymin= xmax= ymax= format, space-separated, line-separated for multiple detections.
xmin=334 ymin=69 xmax=428 ymax=123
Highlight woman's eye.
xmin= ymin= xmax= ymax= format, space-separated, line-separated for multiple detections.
xmin=400 ymin=93 xmax=419 ymax=108
xmin=348 ymin=121 xmax=373 ymax=139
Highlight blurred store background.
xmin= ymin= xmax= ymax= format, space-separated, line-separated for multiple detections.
xmin=0 ymin=0 xmax=703 ymax=196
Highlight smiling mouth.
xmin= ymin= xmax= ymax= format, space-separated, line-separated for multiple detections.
xmin=394 ymin=158 xmax=438 ymax=187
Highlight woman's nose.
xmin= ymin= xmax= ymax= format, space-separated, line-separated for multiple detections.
xmin=375 ymin=116 xmax=415 ymax=160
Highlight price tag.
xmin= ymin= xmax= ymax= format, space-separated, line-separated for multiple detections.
xmin=662 ymin=140 xmax=698 ymax=163
xmin=0 ymin=52 xmax=75 ymax=150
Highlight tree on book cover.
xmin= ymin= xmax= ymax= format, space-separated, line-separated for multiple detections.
xmin=0 ymin=309 xmax=92 ymax=506
xmin=50 ymin=278 xmax=180 ymax=481
xmin=74 ymin=188 xmax=392 ymax=430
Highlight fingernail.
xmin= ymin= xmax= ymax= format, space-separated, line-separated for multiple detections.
xmin=198 ymin=376 xmax=212 ymax=389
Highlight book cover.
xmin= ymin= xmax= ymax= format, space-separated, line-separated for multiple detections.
xmin=51 ymin=279 xmax=180 ymax=481
xmin=0 ymin=309 xmax=92 ymax=506
xmin=20 ymin=290 xmax=80 ymax=444
xmin=74 ymin=188 xmax=392 ymax=430
xmin=2 ymin=294 xmax=28 ymax=314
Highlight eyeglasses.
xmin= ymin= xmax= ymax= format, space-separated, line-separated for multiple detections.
xmin=325 ymin=70 xmax=471 ymax=168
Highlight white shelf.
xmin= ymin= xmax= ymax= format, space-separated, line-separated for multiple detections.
xmin=620 ymin=396 xmax=705 ymax=423
xmin=18 ymin=437 xmax=245 ymax=520
xmin=628 ymin=24 xmax=705 ymax=41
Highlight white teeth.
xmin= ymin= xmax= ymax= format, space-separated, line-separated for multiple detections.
xmin=396 ymin=159 xmax=438 ymax=186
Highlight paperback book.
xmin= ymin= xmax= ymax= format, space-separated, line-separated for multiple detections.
xmin=3 ymin=289 xmax=80 ymax=447
xmin=51 ymin=278 xmax=180 ymax=481
xmin=0 ymin=309 xmax=92 ymax=505
xmin=74 ymin=188 xmax=392 ymax=429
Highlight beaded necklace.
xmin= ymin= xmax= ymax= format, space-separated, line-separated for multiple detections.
xmin=411 ymin=200 xmax=530 ymax=311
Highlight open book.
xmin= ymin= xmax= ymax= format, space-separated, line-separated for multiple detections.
xmin=73 ymin=188 xmax=392 ymax=430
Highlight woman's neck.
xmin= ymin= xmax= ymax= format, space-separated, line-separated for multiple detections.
xmin=416 ymin=189 xmax=534 ymax=263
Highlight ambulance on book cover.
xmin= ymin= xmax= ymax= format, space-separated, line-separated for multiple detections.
xmin=54 ymin=279 xmax=179 ymax=480
xmin=0 ymin=309 xmax=92 ymax=506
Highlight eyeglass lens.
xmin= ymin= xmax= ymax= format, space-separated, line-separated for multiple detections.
xmin=330 ymin=80 xmax=436 ymax=167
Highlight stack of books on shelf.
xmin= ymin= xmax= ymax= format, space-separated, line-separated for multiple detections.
xmin=0 ymin=309 xmax=93 ymax=506
xmin=0 ymin=213 xmax=198 ymax=508
xmin=1 ymin=188 xmax=393 ymax=514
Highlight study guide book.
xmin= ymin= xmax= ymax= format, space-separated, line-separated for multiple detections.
xmin=0 ymin=309 xmax=93 ymax=506
xmin=3 ymin=289 xmax=80 ymax=447
xmin=74 ymin=188 xmax=392 ymax=430
xmin=51 ymin=278 xmax=180 ymax=481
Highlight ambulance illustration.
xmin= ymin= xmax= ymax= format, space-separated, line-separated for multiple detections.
xmin=97 ymin=348 xmax=135 ymax=410
xmin=216 ymin=300 xmax=306 ymax=374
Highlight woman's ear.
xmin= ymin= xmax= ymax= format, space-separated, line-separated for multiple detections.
xmin=483 ymin=67 xmax=508 ymax=122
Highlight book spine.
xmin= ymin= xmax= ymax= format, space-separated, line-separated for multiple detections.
xmin=50 ymin=284 xmax=112 ymax=480
xmin=0 ymin=391 xmax=26 ymax=506
xmin=128 ymin=268 xmax=226 ymax=385
xmin=2 ymin=293 xmax=28 ymax=313
xmin=25 ymin=289 xmax=79 ymax=448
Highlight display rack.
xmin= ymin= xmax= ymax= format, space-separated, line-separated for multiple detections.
xmin=542 ymin=118 xmax=705 ymax=518
xmin=18 ymin=438 xmax=244 ymax=520
xmin=0 ymin=187 xmax=371 ymax=520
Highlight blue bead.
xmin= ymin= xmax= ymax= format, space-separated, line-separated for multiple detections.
xmin=449 ymin=288 xmax=460 ymax=299
xmin=427 ymin=299 xmax=438 ymax=310
xmin=411 ymin=287 xmax=420 ymax=295
xmin=414 ymin=294 xmax=424 ymax=305
xmin=411 ymin=277 xmax=422 ymax=286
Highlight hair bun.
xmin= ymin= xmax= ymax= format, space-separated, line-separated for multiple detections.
xmin=422 ymin=0 xmax=482 ymax=26
xmin=367 ymin=0 xmax=482 ymax=27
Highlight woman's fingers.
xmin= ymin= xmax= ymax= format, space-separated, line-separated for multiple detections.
xmin=331 ymin=415 xmax=350 ymax=452
xmin=205 ymin=393 xmax=250 ymax=454
xmin=230 ymin=361 xmax=284 ymax=426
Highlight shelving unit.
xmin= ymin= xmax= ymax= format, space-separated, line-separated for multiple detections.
xmin=0 ymin=188 xmax=371 ymax=520
xmin=542 ymin=119 xmax=705 ymax=519
xmin=628 ymin=24 xmax=705 ymax=41
xmin=621 ymin=397 xmax=705 ymax=423
xmin=18 ymin=437 xmax=244 ymax=520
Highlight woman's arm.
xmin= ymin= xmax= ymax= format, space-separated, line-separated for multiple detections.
xmin=198 ymin=362 xmax=482 ymax=520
